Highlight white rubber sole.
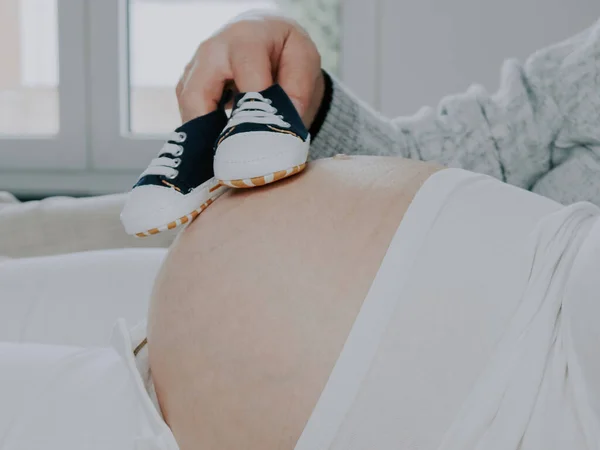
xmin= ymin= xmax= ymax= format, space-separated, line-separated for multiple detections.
xmin=219 ymin=163 xmax=307 ymax=188
xmin=131 ymin=194 xmax=220 ymax=238
xmin=214 ymin=131 xmax=310 ymax=188
xmin=121 ymin=178 xmax=227 ymax=237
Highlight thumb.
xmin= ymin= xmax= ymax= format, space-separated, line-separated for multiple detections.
xmin=276 ymin=31 xmax=320 ymax=119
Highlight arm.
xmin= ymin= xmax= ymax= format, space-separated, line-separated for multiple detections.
xmin=311 ymin=19 xmax=600 ymax=191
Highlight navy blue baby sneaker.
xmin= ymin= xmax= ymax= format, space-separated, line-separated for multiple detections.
xmin=214 ymin=84 xmax=310 ymax=188
xmin=121 ymin=110 xmax=228 ymax=237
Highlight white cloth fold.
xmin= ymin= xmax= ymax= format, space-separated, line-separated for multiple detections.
xmin=296 ymin=168 xmax=600 ymax=450
xmin=438 ymin=202 xmax=600 ymax=450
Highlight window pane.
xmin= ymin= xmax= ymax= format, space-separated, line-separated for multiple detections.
xmin=128 ymin=0 xmax=341 ymax=135
xmin=0 ymin=0 xmax=59 ymax=135
xmin=128 ymin=0 xmax=277 ymax=135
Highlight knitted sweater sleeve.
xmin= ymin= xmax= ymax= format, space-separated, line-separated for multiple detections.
xmin=310 ymin=19 xmax=600 ymax=204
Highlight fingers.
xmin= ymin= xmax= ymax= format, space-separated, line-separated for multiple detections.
xmin=229 ymin=40 xmax=274 ymax=93
xmin=276 ymin=30 xmax=321 ymax=119
xmin=176 ymin=16 xmax=320 ymax=126
xmin=177 ymin=40 xmax=230 ymax=123
xmin=177 ymin=28 xmax=274 ymax=123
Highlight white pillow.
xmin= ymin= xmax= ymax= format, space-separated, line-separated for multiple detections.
xmin=0 ymin=248 xmax=166 ymax=346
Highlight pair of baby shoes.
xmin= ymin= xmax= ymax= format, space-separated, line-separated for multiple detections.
xmin=120 ymin=84 xmax=310 ymax=237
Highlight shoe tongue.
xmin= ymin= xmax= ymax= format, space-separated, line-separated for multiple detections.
xmin=175 ymin=109 xmax=227 ymax=134
xmin=172 ymin=109 xmax=228 ymax=153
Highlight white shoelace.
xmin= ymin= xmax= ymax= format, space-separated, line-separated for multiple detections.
xmin=224 ymin=92 xmax=291 ymax=130
xmin=140 ymin=131 xmax=187 ymax=179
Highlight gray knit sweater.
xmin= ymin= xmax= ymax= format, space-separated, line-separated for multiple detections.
xmin=310 ymin=19 xmax=600 ymax=206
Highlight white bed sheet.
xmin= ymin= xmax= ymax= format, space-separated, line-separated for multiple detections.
xmin=0 ymin=248 xmax=166 ymax=346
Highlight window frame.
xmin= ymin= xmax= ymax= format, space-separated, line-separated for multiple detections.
xmin=88 ymin=0 xmax=159 ymax=170
xmin=0 ymin=0 xmax=87 ymax=172
xmin=90 ymin=0 xmax=381 ymax=171
xmin=0 ymin=0 xmax=380 ymax=195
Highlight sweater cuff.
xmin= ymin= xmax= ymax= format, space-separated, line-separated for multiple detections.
xmin=309 ymin=71 xmax=363 ymax=160
xmin=308 ymin=69 xmax=334 ymax=139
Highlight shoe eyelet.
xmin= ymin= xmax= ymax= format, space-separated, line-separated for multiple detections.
xmin=174 ymin=145 xmax=184 ymax=157
xmin=166 ymin=170 xmax=179 ymax=180
xmin=177 ymin=132 xmax=187 ymax=142
xmin=172 ymin=158 xmax=182 ymax=168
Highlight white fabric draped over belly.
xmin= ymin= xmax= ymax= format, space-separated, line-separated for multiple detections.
xmin=295 ymin=168 xmax=600 ymax=450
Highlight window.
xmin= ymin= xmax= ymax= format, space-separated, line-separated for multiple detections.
xmin=0 ymin=0 xmax=59 ymax=135
xmin=0 ymin=0 xmax=374 ymax=195
xmin=128 ymin=0 xmax=279 ymax=135
xmin=0 ymin=0 xmax=86 ymax=174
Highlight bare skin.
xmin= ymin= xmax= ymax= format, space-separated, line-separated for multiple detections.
xmin=148 ymin=156 xmax=443 ymax=450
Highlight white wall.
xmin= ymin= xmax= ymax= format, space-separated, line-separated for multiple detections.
xmin=379 ymin=0 xmax=600 ymax=117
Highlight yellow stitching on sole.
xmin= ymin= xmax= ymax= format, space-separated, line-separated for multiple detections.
xmin=219 ymin=163 xmax=307 ymax=189
xmin=249 ymin=175 xmax=267 ymax=186
xmin=134 ymin=191 xmax=222 ymax=236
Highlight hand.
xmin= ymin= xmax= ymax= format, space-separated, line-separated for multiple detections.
xmin=176 ymin=11 xmax=325 ymax=128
